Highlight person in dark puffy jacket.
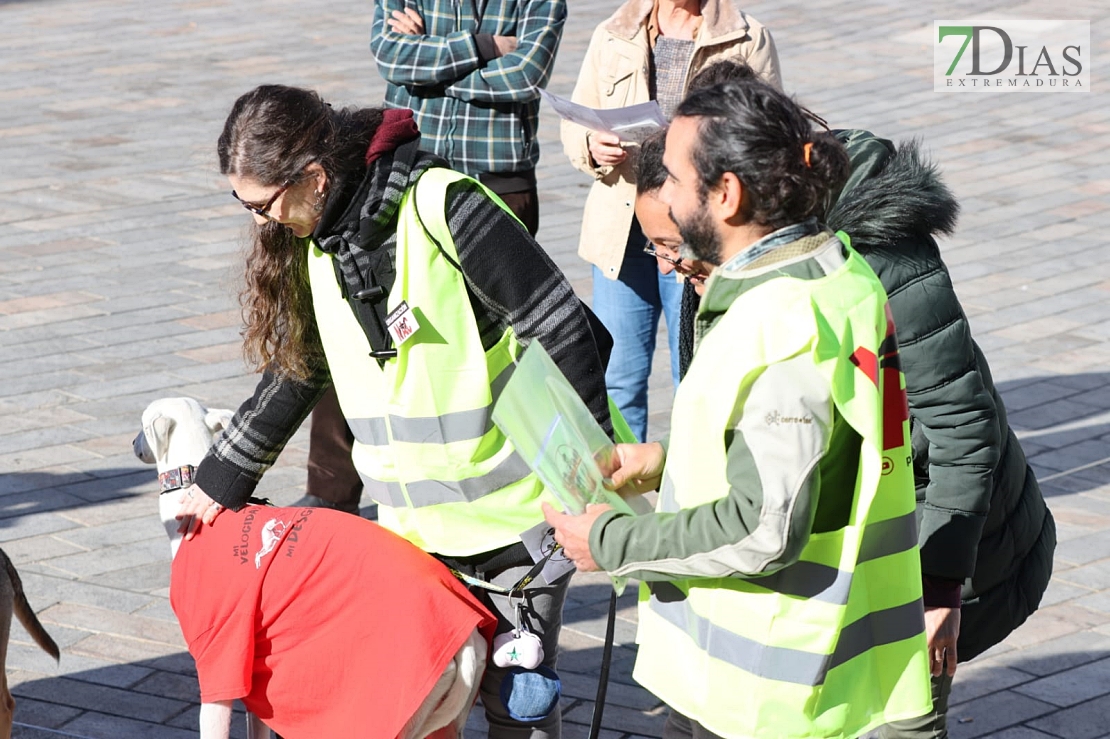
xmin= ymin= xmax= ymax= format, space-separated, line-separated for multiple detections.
xmin=827 ymin=128 xmax=1055 ymax=738
xmin=645 ymin=61 xmax=1056 ymax=739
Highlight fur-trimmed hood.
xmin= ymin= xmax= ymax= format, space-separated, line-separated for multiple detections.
xmin=826 ymin=130 xmax=960 ymax=249
xmin=822 ymin=132 xmax=1052 ymax=665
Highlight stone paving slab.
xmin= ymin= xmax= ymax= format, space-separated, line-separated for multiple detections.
xmin=0 ymin=0 xmax=1108 ymax=737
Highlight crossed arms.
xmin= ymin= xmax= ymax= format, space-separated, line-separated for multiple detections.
xmin=370 ymin=0 xmax=566 ymax=104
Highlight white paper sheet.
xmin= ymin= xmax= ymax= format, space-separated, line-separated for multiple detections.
xmin=539 ymin=89 xmax=667 ymax=142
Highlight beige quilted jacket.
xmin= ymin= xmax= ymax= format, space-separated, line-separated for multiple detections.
xmin=561 ymin=0 xmax=781 ymax=278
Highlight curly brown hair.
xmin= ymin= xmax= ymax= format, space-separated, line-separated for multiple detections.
xmin=218 ymin=85 xmax=381 ymax=379
xmin=236 ymin=221 xmax=320 ymax=380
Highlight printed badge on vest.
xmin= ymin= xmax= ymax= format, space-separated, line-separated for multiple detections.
xmin=386 ymin=300 xmax=420 ymax=346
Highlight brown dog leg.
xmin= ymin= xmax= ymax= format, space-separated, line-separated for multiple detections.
xmin=0 ymin=548 xmax=59 ymax=739
xmin=0 ymin=563 xmax=14 ymax=739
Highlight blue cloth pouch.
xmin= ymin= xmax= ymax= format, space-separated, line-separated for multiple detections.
xmin=499 ymin=665 xmax=562 ymax=722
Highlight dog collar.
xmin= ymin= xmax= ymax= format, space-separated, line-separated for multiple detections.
xmin=159 ymin=465 xmax=196 ymax=494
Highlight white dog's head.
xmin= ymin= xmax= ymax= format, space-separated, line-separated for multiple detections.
xmin=134 ymin=398 xmax=233 ymax=557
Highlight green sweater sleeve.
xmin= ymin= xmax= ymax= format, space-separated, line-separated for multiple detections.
xmin=589 ymin=355 xmax=835 ymax=581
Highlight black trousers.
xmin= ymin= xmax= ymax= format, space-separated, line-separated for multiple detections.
xmin=495 ymin=186 xmax=539 ymax=236
xmin=305 ymin=384 xmax=362 ymax=507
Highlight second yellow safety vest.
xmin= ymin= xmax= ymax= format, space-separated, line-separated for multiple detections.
xmin=306 ymin=168 xmax=551 ymax=556
xmin=633 ymin=236 xmax=932 ymax=738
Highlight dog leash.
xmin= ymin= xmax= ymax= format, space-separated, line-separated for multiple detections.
xmin=446 ymin=537 xmax=563 ymax=597
xmin=447 ymin=531 xmax=618 ymax=739
xmin=588 ymin=590 xmax=618 ymax=739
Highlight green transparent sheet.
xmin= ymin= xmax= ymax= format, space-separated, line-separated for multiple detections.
xmin=492 ymin=341 xmax=644 ymax=593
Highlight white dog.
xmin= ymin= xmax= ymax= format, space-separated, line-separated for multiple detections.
xmin=136 ymin=398 xmax=492 ymax=739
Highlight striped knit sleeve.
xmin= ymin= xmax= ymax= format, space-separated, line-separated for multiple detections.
xmin=444 ymin=180 xmax=613 ymax=436
xmin=194 ymin=366 xmax=330 ymax=510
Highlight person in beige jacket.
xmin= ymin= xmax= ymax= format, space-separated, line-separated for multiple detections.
xmin=561 ymin=0 xmax=780 ymax=441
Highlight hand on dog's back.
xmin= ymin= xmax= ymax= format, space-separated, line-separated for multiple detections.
xmin=177 ymin=484 xmax=226 ymax=541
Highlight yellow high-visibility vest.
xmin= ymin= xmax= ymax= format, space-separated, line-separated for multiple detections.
xmin=633 ymin=236 xmax=932 ymax=738
xmin=306 ymin=168 xmax=551 ymax=556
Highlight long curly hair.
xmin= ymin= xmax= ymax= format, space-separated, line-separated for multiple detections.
xmin=217 ymin=85 xmax=382 ymax=379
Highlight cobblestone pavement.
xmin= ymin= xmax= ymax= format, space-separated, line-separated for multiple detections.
xmin=0 ymin=0 xmax=1108 ymax=737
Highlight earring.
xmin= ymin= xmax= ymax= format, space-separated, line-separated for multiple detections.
xmin=313 ymin=189 xmax=326 ymax=213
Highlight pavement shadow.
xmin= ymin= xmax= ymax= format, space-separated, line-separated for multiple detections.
xmin=0 ymin=468 xmax=149 ymax=529
xmin=11 ymin=651 xmax=256 ymax=739
xmin=10 ymin=641 xmax=651 ymax=739
xmin=947 ymin=648 xmax=1110 ymax=738
xmin=996 ymin=373 xmax=1110 ymax=498
xmin=11 ymin=637 xmax=1103 ymax=739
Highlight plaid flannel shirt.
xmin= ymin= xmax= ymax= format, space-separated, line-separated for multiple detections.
xmin=370 ymin=0 xmax=566 ymax=176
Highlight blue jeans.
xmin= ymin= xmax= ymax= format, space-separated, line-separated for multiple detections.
xmin=591 ymin=220 xmax=683 ymax=442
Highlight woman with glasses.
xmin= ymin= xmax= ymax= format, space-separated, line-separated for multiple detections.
xmin=560 ymin=0 xmax=780 ymax=442
xmin=180 ymin=84 xmax=614 ymax=739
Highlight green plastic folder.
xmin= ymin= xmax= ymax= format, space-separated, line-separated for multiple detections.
xmin=492 ymin=341 xmax=639 ymax=517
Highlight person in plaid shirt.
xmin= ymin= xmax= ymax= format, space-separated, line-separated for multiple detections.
xmin=371 ymin=0 xmax=566 ymax=235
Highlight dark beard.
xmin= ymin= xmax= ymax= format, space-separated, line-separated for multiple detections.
xmin=671 ymin=205 xmax=723 ymax=266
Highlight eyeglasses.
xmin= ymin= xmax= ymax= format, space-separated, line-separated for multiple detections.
xmin=643 ymin=243 xmax=684 ymax=267
xmin=232 ymin=178 xmax=296 ymax=220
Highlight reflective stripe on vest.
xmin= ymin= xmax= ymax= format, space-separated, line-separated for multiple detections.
xmin=646 ymin=590 xmax=924 ymax=687
xmin=347 ymin=362 xmax=515 ymax=446
xmin=632 ymin=235 xmax=931 ymax=739
xmin=658 ymin=476 xmax=918 ymax=604
xmin=353 ymin=449 xmax=534 ymax=508
xmin=307 ymin=168 xmax=548 ymax=555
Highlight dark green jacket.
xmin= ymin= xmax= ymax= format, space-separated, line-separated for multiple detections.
xmin=828 ymin=130 xmax=1055 ymax=660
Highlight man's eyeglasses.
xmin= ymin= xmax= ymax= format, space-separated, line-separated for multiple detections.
xmin=643 ymin=243 xmax=684 ymax=267
xmin=232 ymin=178 xmax=296 ymax=220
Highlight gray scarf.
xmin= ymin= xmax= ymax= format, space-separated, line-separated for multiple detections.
xmin=312 ymin=140 xmax=442 ymax=354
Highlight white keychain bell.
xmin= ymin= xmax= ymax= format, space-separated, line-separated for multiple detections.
xmin=492 ymin=603 xmax=544 ymax=669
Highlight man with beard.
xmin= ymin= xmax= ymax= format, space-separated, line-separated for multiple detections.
xmin=544 ymin=78 xmax=932 ymax=739
xmin=642 ymin=60 xmax=1056 ymax=739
